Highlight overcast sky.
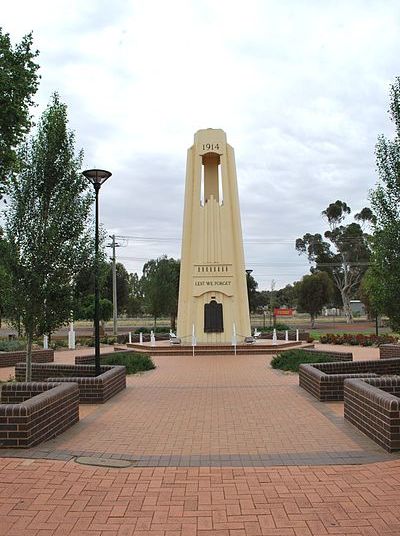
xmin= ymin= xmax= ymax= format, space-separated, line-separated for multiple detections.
xmin=2 ymin=0 xmax=399 ymax=289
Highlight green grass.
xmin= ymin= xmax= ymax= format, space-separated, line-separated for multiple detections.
xmin=271 ymin=349 xmax=339 ymax=373
xmin=102 ymin=352 xmax=156 ymax=375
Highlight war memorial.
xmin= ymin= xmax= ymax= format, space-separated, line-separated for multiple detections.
xmin=0 ymin=131 xmax=399 ymax=535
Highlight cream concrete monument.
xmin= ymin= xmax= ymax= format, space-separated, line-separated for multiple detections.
xmin=177 ymin=129 xmax=251 ymax=343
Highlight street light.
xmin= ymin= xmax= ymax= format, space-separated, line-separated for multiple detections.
xmin=82 ymin=168 xmax=112 ymax=376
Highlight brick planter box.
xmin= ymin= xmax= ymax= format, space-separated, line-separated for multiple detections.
xmin=0 ymin=382 xmax=79 ymax=448
xmin=344 ymin=376 xmax=400 ymax=452
xmin=380 ymin=344 xmax=400 ymax=359
xmin=301 ymin=348 xmax=353 ymax=362
xmin=15 ymin=363 xmax=126 ymax=404
xmin=0 ymin=349 xmax=54 ymax=368
xmin=299 ymin=357 xmax=400 ymax=401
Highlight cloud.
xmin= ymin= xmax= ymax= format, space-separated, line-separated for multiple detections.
xmin=2 ymin=0 xmax=400 ymax=288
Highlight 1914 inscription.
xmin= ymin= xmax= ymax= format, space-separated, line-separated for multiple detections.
xmin=202 ymin=143 xmax=220 ymax=151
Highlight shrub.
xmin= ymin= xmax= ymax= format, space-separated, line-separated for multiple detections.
xmin=271 ymin=349 xmax=340 ymax=373
xmin=49 ymin=339 xmax=68 ymax=350
xmin=134 ymin=327 xmax=169 ymax=334
xmin=0 ymin=339 xmax=26 ymax=352
xmin=102 ymin=352 xmax=155 ymax=374
xmin=260 ymin=323 xmax=290 ymax=332
xmin=319 ymin=333 xmax=397 ymax=346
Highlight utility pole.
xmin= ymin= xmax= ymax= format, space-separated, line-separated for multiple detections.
xmin=107 ymin=235 xmax=121 ymax=336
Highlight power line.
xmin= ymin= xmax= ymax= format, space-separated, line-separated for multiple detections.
xmin=115 ymin=234 xmax=371 ymax=247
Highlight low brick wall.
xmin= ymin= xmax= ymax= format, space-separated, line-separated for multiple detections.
xmin=0 ymin=382 xmax=79 ymax=448
xmin=0 ymin=349 xmax=54 ymax=368
xmin=15 ymin=363 xmax=126 ymax=404
xmin=299 ymin=357 xmax=400 ymax=401
xmin=380 ymin=344 xmax=400 ymax=359
xmin=344 ymin=376 xmax=400 ymax=452
xmin=301 ymin=348 xmax=353 ymax=362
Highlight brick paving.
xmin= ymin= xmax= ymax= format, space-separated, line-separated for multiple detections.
xmin=1 ymin=346 xmax=400 ymax=534
xmin=0 ymin=457 xmax=400 ymax=535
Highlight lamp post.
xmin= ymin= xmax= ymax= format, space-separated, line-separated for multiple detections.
xmin=82 ymin=168 xmax=112 ymax=376
xmin=245 ymin=269 xmax=253 ymax=325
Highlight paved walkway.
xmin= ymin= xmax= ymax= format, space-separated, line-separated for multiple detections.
xmin=1 ymin=347 xmax=400 ymax=535
xmin=1 ymin=353 xmax=395 ymax=466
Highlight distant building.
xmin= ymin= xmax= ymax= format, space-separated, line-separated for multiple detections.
xmin=350 ymin=300 xmax=366 ymax=316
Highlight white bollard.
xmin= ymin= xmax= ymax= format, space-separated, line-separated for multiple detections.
xmin=128 ymin=331 xmax=132 ymax=344
xmin=272 ymin=329 xmax=277 ymax=345
xmin=296 ymin=329 xmax=299 ymax=342
xmin=68 ymin=321 xmax=75 ymax=349
xmin=139 ymin=332 xmax=143 ymax=344
xmin=285 ymin=330 xmax=289 ymax=342
xmin=192 ymin=324 xmax=196 ymax=357
xmin=232 ymin=322 xmax=237 ymax=356
xmin=43 ymin=335 xmax=48 ymax=349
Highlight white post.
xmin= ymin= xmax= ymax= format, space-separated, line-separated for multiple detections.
xmin=139 ymin=332 xmax=143 ymax=344
xmin=285 ymin=330 xmax=289 ymax=342
xmin=43 ymin=335 xmax=49 ymax=349
xmin=296 ymin=329 xmax=299 ymax=342
xmin=272 ymin=328 xmax=277 ymax=345
xmin=232 ymin=322 xmax=237 ymax=356
xmin=192 ymin=324 xmax=196 ymax=357
xmin=68 ymin=321 xmax=76 ymax=349
xmin=128 ymin=331 xmax=132 ymax=344
xmin=150 ymin=330 xmax=156 ymax=346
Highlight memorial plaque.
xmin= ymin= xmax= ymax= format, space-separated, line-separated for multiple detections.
xmin=204 ymin=300 xmax=224 ymax=333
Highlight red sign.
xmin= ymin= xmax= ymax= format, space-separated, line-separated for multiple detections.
xmin=274 ymin=308 xmax=293 ymax=316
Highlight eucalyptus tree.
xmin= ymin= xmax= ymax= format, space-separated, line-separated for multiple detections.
xmin=296 ymin=200 xmax=372 ymax=322
xmin=6 ymin=93 xmax=92 ymax=379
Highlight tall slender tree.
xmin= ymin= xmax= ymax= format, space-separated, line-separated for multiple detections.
xmin=366 ymin=77 xmax=400 ymax=329
xmin=0 ymin=28 xmax=39 ymax=194
xmin=5 ymin=93 xmax=92 ymax=379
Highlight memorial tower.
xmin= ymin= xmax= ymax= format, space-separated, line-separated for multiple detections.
xmin=177 ymin=129 xmax=251 ymax=343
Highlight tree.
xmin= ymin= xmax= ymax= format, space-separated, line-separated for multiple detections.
xmin=141 ymin=256 xmax=180 ymax=329
xmin=276 ymin=284 xmax=297 ymax=308
xmin=126 ymin=272 xmax=144 ymax=317
xmin=366 ymin=77 xmax=400 ymax=330
xmin=246 ymin=271 xmax=258 ymax=313
xmin=0 ymin=228 xmax=12 ymax=327
xmin=78 ymin=294 xmax=113 ymax=324
xmin=296 ymin=272 xmax=334 ymax=328
xmin=104 ymin=262 xmax=130 ymax=314
xmin=296 ymin=200 xmax=372 ymax=323
xmin=5 ymin=93 xmax=92 ymax=379
xmin=0 ymin=29 xmax=40 ymax=194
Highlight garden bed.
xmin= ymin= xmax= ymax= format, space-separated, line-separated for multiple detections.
xmin=271 ymin=349 xmax=352 ymax=373
xmin=319 ymin=333 xmax=397 ymax=346
xmin=75 ymin=350 xmax=155 ymax=374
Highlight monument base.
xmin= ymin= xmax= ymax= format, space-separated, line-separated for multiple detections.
xmin=126 ymin=340 xmax=312 ymax=357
